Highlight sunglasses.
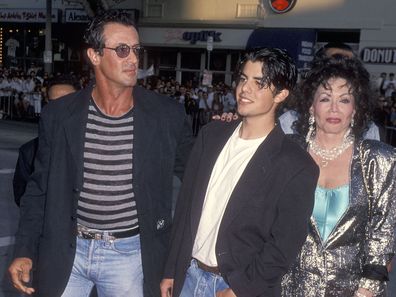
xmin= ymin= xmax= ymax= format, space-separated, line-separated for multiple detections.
xmin=102 ymin=44 xmax=145 ymax=59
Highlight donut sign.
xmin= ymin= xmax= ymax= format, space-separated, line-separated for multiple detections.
xmin=268 ymin=0 xmax=297 ymax=13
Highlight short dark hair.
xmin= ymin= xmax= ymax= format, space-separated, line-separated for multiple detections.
xmin=294 ymin=57 xmax=376 ymax=139
xmin=314 ymin=42 xmax=355 ymax=60
xmin=236 ymin=47 xmax=297 ymax=95
xmin=84 ymin=10 xmax=137 ymax=55
xmin=47 ymin=75 xmax=79 ymax=91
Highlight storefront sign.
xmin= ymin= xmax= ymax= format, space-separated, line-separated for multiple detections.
xmin=65 ymin=9 xmax=90 ymax=23
xmin=297 ymin=40 xmax=314 ymax=68
xmin=361 ymin=47 xmax=396 ymax=64
xmin=140 ymin=27 xmax=252 ymax=49
xmin=0 ymin=9 xmax=58 ymax=23
xmin=182 ymin=31 xmax=222 ymax=45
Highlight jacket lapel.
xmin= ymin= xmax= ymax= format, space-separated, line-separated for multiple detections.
xmin=63 ymin=86 xmax=91 ymax=188
xmin=220 ymin=126 xmax=284 ymax=228
xmin=190 ymin=121 xmax=241 ymax=239
xmin=322 ymin=142 xmax=361 ymax=248
xmin=132 ymin=87 xmax=157 ymax=182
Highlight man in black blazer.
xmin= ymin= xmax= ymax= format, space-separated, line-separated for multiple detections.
xmin=161 ymin=48 xmax=319 ymax=297
xmin=9 ymin=11 xmax=193 ymax=297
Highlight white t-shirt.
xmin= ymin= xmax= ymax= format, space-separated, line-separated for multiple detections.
xmin=192 ymin=123 xmax=266 ymax=266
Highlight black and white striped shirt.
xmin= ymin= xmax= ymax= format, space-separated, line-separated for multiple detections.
xmin=77 ymin=99 xmax=137 ymax=231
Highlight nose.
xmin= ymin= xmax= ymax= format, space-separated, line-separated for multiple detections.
xmin=126 ymin=49 xmax=139 ymax=64
xmin=240 ymin=80 xmax=251 ymax=93
xmin=330 ymin=101 xmax=339 ymax=112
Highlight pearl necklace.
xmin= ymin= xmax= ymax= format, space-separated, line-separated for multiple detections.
xmin=308 ymin=131 xmax=354 ymax=167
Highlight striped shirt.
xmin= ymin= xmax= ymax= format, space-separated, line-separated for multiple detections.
xmin=77 ymin=99 xmax=138 ymax=231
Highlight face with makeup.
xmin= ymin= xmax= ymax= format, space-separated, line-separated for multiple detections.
xmin=310 ymin=77 xmax=356 ymax=137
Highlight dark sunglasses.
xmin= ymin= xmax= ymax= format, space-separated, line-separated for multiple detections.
xmin=102 ymin=44 xmax=144 ymax=59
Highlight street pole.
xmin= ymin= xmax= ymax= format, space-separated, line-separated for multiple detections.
xmin=44 ymin=0 xmax=52 ymax=74
xmin=206 ymin=36 xmax=213 ymax=71
xmin=207 ymin=50 xmax=211 ymax=71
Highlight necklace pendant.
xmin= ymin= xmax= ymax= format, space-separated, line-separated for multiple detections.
xmin=321 ymin=160 xmax=328 ymax=167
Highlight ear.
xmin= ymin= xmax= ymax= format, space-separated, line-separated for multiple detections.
xmin=274 ymin=89 xmax=289 ymax=104
xmin=86 ymin=48 xmax=101 ymax=66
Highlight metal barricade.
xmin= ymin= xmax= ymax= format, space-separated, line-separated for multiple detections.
xmin=0 ymin=95 xmax=13 ymax=119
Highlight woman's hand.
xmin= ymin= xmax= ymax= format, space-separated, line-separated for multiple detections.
xmin=212 ymin=112 xmax=238 ymax=122
xmin=354 ymin=287 xmax=374 ymax=297
xmin=216 ymin=288 xmax=237 ymax=297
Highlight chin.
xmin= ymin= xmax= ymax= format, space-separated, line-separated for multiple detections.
xmin=237 ymin=107 xmax=248 ymax=117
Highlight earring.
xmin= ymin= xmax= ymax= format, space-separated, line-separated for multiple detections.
xmin=306 ymin=114 xmax=315 ymax=143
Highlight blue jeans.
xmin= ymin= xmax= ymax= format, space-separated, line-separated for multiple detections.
xmin=61 ymin=235 xmax=143 ymax=297
xmin=179 ymin=259 xmax=229 ymax=297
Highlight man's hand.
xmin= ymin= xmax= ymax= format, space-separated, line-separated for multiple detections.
xmin=160 ymin=278 xmax=174 ymax=297
xmin=216 ymin=288 xmax=237 ymax=297
xmin=8 ymin=257 xmax=35 ymax=295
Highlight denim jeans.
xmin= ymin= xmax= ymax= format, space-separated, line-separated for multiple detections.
xmin=179 ymin=259 xmax=229 ymax=297
xmin=61 ymin=235 xmax=143 ymax=297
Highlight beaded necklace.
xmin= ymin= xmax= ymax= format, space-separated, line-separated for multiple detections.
xmin=308 ymin=131 xmax=354 ymax=167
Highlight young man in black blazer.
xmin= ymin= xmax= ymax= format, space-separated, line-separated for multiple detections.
xmin=161 ymin=48 xmax=319 ymax=297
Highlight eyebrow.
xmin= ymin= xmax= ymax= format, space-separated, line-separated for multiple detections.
xmin=240 ymin=72 xmax=265 ymax=81
xmin=318 ymin=91 xmax=352 ymax=97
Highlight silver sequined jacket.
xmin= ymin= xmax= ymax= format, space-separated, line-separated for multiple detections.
xmin=282 ymin=139 xmax=396 ymax=297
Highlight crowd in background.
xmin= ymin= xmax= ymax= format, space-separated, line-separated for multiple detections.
xmin=375 ymin=72 xmax=396 ymax=128
xmin=1 ymin=65 xmax=396 ymax=142
xmin=0 ymin=66 xmax=237 ymax=136
xmin=138 ymin=77 xmax=236 ymax=135
xmin=0 ymin=66 xmax=89 ymax=120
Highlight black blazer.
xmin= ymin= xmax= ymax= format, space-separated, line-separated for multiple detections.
xmin=14 ymin=85 xmax=194 ymax=297
xmin=164 ymin=121 xmax=319 ymax=297
xmin=13 ymin=137 xmax=38 ymax=206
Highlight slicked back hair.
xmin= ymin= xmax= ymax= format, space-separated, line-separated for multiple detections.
xmin=236 ymin=47 xmax=297 ymax=95
xmin=84 ymin=10 xmax=137 ymax=55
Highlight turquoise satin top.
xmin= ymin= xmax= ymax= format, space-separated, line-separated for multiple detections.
xmin=312 ymin=185 xmax=350 ymax=242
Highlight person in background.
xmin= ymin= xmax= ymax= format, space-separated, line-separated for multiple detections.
xmin=383 ymin=73 xmax=396 ymax=100
xmin=161 ymin=48 xmax=319 ymax=297
xmin=211 ymin=92 xmax=224 ymax=116
xmin=281 ymin=57 xmax=396 ymax=297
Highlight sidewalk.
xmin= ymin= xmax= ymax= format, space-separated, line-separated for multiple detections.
xmin=0 ymin=119 xmax=37 ymax=150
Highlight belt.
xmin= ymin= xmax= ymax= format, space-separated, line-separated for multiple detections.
xmin=77 ymin=226 xmax=140 ymax=240
xmin=194 ymin=258 xmax=221 ymax=275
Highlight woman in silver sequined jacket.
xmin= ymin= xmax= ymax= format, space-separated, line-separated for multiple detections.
xmin=281 ymin=57 xmax=396 ymax=297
